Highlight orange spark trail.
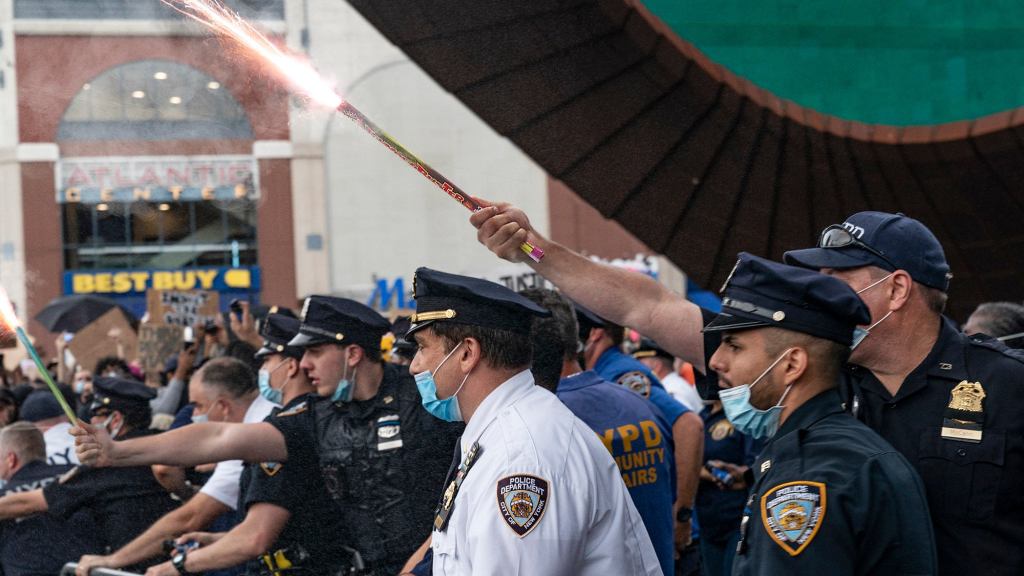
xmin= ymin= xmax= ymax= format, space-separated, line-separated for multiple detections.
xmin=162 ymin=0 xmax=342 ymax=109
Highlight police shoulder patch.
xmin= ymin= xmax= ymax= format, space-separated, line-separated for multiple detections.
xmin=761 ymin=481 xmax=826 ymax=556
xmin=276 ymin=401 xmax=308 ymax=417
xmin=260 ymin=462 xmax=283 ymax=476
xmin=496 ymin=474 xmax=549 ymax=537
xmin=617 ymin=371 xmax=652 ymax=398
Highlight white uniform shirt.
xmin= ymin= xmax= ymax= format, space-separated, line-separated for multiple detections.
xmin=432 ymin=370 xmax=662 ymax=576
xmin=660 ymin=372 xmax=705 ymax=413
xmin=199 ymin=394 xmax=277 ymax=508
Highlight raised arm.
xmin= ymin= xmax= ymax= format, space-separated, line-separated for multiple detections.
xmin=471 ymin=202 xmax=708 ymax=370
xmin=73 ymin=421 xmax=287 ymax=469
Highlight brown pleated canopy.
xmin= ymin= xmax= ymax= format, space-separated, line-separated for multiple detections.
xmin=346 ymin=0 xmax=1024 ymax=320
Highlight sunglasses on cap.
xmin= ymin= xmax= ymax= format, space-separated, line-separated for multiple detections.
xmin=818 ymin=225 xmax=899 ymax=271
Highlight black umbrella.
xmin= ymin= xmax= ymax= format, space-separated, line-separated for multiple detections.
xmin=34 ymin=295 xmax=137 ymax=333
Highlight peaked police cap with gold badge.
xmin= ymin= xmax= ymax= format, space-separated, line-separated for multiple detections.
xmin=406 ymin=268 xmax=551 ymax=337
xmin=89 ymin=376 xmax=156 ymax=416
xmin=290 ymin=295 xmax=390 ymax=351
xmin=255 ymin=313 xmax=305 ymax=361
xmin=703 ymin=253 xmax=871 ymax=346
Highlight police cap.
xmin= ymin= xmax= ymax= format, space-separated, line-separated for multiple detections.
xmin=20 ymin=391 xmax=65 ymax=422
xmin=704 ymin=252 xmax=871 ymax=346
xmin=255 ymin=313 xmax=304 ymax=360
xmin=632 ymin=338 xmax=674 ymax=362
xmin=89 ymin=376 xmax=156 ymax=416
xmin=406 ymin=268 xmax=550 ymax=337
xmin=784 ymin=211 xmax=951 ymax=291
xmin=290 ymin=296 xmax=390 ymax=351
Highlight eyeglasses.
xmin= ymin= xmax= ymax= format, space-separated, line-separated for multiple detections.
xmin=818 ymin=225 xmax=898 ymax=270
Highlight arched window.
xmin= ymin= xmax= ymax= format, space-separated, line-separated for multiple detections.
xmin=59 ymin=60 xmax=252 ymax=140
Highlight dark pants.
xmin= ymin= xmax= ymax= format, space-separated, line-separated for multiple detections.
xmin=700 ymin=532 xmax=740 ymax=576
xmin=676 ymin=541 xmax=702 ymax=576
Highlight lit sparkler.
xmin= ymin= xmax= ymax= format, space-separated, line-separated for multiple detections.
xmin=0 ymin=286 xmax=77 ymax=423
xmin=162 ymin=0 xmax=544 ymax=262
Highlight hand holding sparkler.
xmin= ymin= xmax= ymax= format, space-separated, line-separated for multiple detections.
xmin=162 ymin=0 xmax=543 ymax=262
xmin=70 ymin=420 xmax=115 ymax=467
xmin=470 ymin=201 xmax=547 ymax=265
xmin=0 ymin=286 xmax=77 ymax=424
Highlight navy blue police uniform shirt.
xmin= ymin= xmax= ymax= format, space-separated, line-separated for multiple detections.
xmin=238 ymin=393 xmax=351 ymax=574
xmin=593 ymin=347 xmax=690 ymax=425
xmin=268 ymin=363 xmax=462 ymax=574
xmin=42 ymin=429 xmax=179 ymax=572
xmin=0 ymin=461 xmax=103 ymax=576
xmin=696 ymin=408 xmax=762 ymax=545
xmin=842 ymin=316 xmax=1024 ymax=576
xmin=557 ymin=370 xmax=677 ymax=576
xmin=732 ymin=389 xmax=936 ymax=576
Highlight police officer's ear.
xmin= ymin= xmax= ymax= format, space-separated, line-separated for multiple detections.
xmin=458 ymin=337 xmax=483 ymax=373
xmin=344 ymin=344 xmax=366 ymax=367
xmin=779 ymin=347 xmax=809 ymax=386
xmin=285 ymin=357 xmax=302 ymax=379
xmin=886 ymin=269 xmax=915 ymax=311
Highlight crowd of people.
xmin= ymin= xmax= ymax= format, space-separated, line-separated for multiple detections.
xmin=0 ymin=206 xmax=1017 ymax=576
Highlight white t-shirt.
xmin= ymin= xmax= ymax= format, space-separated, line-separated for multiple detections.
xmin=661 ymin=372 xmax=705 ymax=414
xmin=199 ymin=394 xmax=277 ymax=509
xmin=43 ymin=422 xmax=79 ymax=466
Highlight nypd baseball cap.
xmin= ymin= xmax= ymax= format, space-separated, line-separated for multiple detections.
xmin=784 ymin=211 xmax=951 ymax=291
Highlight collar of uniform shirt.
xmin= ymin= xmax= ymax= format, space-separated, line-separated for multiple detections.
xmin=459 ymin=369 xmax=535 ymax=457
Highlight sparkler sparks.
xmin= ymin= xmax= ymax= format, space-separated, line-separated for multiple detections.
xmin=161 ymin=0 xmax=543 ymax=262
xmin=0 ymin=285 xmax=78 ymax=424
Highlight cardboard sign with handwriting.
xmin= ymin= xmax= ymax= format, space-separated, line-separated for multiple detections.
xmin=147 ymin=289 xmax=220 ymax=327
xmin=69 ymin=308 xmax=138 ymax=372
xmin=138 ymin=324 xmax=185 ymax=373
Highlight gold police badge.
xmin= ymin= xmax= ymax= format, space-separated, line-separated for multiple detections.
xmin=941 ymin=381 xmax=986 ymax=443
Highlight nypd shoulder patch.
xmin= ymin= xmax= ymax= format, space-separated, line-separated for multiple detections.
xmin=617 ymin=371 xmax=652 ymax=398
xmin=496 ymin=474 xmax=549 ymax=537
xmin=277 ymin=401 xmax=308 ymax=417
xmin=260 ymin=462 xmax=283 ymax=476
xmin=760 ymin=481 xmax=826 ymax=556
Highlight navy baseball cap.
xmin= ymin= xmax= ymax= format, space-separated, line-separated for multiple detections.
xmin=256 ymin=314 xmax=305 ymax=360
xmin=406 ymin=268 xmax=551 ymax=337
xmin=290 ymin=296 xmax=390 ymax=351
xmin=20 ymin=391 xmax=65 ymax=422
xmin=704 ymin=253 xmax=871 ymax=346
xmin=784 ymin=211 xmax=951 ymax=291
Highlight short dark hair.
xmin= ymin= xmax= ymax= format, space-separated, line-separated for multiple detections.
xmin=94 ymin=356 xmax=131 ymax=379
xmin=602 ymin=323 xmax=626 ymax=347
xmin=519 ymin=289 xmax=578 ymax=392
xmin=119 ymin=401 xmax=153 ymax=432
xmin=967 ymin=302 xmax=1024 ymax=348
xmin=762 ymin=327 xmax=850 ymax=384
xmin=0 ymin=422 xmax=45 ymax=463
xmin=429 ymin=323 xmax=532 ymax=372
xmin=197 ymin=357 xmax=256 ymax=399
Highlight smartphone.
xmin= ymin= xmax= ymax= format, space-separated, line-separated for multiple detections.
xmin=229 ymin=299 xmax=243 ymax=317
xmin=183 ymin=326 xmax=195 ymax=345
xmin=706 ymin=464 xmax=734 ymax=487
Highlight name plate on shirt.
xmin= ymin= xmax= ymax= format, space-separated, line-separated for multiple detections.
xmin=940 ymin=425 xmax=982 ymax=443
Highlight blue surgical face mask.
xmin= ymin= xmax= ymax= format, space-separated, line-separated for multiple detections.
xmin=258 ymin=359 xmax=290 ymax=405
xmin=331 ymin=349 xmax=355 ymax=403
xmin=850 ymin=273 xmax=895 ymax=351
xmin=191 ymin=411 xmax=208 ymax=424
xmin=719 ymin=348 xmax=794 ymax=439
xmin=415 ymin=343 xmax=470 ymax=422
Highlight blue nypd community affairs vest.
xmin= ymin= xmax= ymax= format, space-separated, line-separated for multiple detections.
xmin=557 ymin=370 xmax=677 ymax=576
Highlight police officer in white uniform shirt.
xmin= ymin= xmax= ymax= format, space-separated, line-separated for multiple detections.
xmin=406 ymin=268 xmax=662 ymax=576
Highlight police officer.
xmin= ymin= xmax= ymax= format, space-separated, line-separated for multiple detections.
xmin=576 ymin=303 xmax=704 ymax=562
xmin=473 ymin=203 xmax=1021 ymax=575
xmin=632 ymin=338 xmax=705 ymax=413
xmin=703 ymin=253 xmax=935 ymax=574
xmin=0 ymin=378 xmax=178 ymax=573
xmin=520 ymin=287 xmax=677 ymax=576
xmin=74 ymin=297 xmax=462 ymax=576
xmin=784 ymin=211 xmax=1024 ymax=575
xmin=405 ymin=268 xmax=661 ymax=575
xmin=143 ymin=314 xmax=351 ymax=576
xmin=0 ymin=422 xmax=101 ymax=576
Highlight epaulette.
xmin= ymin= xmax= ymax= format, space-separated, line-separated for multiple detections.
xmin=967 ymin=334 xmax=1024 ymax=368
